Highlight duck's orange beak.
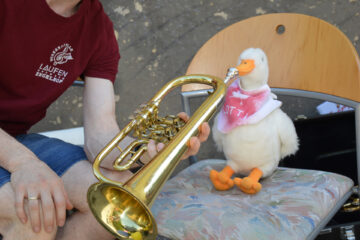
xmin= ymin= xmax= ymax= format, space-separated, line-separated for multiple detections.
xmin=236 ymin=59 xmax=255 ymax=76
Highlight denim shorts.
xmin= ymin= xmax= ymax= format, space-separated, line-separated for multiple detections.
xmin=0 ymin=133 xmax=87 ymax=187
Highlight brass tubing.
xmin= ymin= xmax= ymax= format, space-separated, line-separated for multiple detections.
xmin=125 ymin=76 xmax=225 ymax=206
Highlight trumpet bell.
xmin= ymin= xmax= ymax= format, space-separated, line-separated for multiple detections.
xmin=88 ymin=182 xmax=157 ymax=240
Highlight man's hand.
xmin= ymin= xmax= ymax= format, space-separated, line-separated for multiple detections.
xmin=143 ymin=112 xmax=211 ymax=163
xmin=10 ymin=160 xmax=73 ymax=233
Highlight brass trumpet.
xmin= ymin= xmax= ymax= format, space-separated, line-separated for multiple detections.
xmin=87 ymin=75 xmax=226 ymax=240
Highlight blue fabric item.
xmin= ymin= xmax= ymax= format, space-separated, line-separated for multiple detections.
xmin=0 ymin=133 xmax=87 ymax=187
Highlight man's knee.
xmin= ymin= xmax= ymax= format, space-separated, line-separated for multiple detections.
xmin=2 ymin=222 xmax=57 ymax=240
xmin=0 ymin=183 xmax=17 ymax=221
xmin=0 ymin=183 xmax=57 ymax=240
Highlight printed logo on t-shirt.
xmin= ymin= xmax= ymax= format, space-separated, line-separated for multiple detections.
xmin=34 ymin=43 xmax=74 ymax=84
xmin=50 ymin=43 xmax=74 ymax=66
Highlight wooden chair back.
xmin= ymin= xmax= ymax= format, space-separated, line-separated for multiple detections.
xmin=184 ymin=13 xmax=360 ymax=103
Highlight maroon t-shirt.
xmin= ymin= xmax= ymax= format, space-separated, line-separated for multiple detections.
xmin=0 ymin=0 xmax=120 ymax=136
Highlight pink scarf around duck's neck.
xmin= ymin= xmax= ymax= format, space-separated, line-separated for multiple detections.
xmin=217 ymin=79 xmax=282 ymax=133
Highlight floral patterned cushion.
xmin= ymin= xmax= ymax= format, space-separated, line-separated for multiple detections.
xmin=152 ymin=159 xmax=353 ymax=240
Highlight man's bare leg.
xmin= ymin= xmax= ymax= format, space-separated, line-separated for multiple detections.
xmin=56 ymin=160 xmax=133 ymax=240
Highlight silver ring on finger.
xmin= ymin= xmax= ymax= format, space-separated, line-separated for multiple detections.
xmin=27 ymin=196 xmax=39 ymax=200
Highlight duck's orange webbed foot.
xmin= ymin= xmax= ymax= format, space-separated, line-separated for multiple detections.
xmin=234 ymin=168 xmax=263 ymax=194
xmin=210 ymin=166 xmax=235 ymax=191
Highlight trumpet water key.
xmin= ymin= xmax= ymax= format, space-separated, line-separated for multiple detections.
xmin=87 ymin=74 xmax=226 ymax=240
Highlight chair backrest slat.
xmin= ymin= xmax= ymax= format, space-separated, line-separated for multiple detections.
xmin=184 ymin=13 xmax=360 ymax=103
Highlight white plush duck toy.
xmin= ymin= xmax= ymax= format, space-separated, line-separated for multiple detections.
xmin=210 ymin=48 xmax=299 ymax=194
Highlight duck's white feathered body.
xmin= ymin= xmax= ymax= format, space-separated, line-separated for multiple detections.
xmin=213 ymin=107 xmax=298 ymax=178
xmin=209 ymin=48 xmax=298 ymax=193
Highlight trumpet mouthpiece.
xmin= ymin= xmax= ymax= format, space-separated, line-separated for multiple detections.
xmin=224 ymin=68 xmax=239 ymax=85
